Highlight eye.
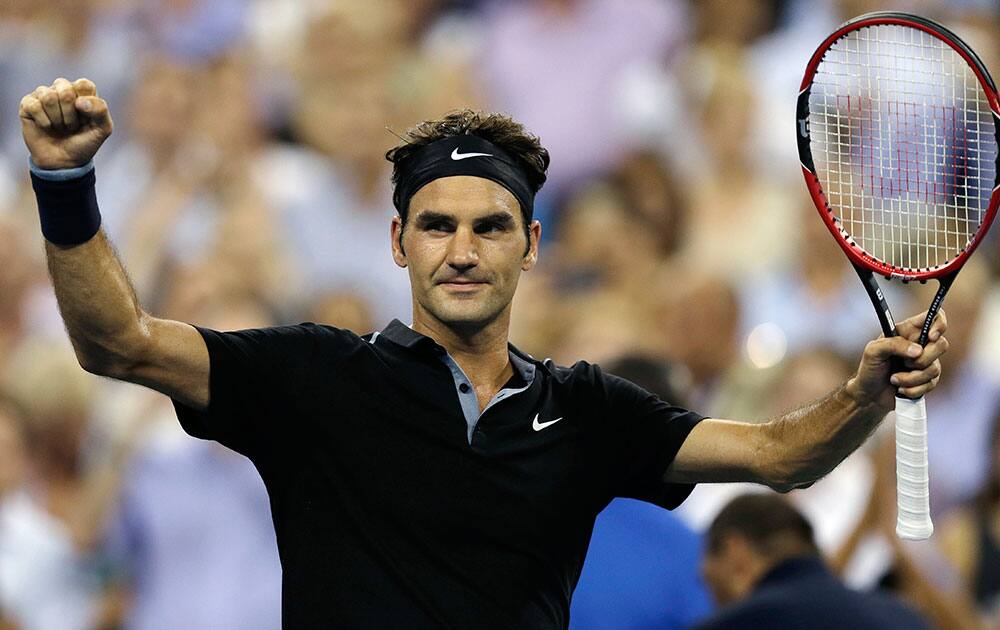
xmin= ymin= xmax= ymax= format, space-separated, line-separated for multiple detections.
xmin=476 ymin=221 xmax=506 ymax=234
xmin=425 ymin=221 xmax=452 ymax=232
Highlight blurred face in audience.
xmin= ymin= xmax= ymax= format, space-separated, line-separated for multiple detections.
xmin=767 ymin=349 xmax=852 ymax=415
xmin=0 ymin=407 xmax=26 ymax=498
xmin=655 ymin=271 xmax=739 ymax=383
xmin=308 ymin=291 xmax=374 ymax=334
xmin=700 ymin=534 xmax=760 ymax=606
xmin=126 ymin=58 xmax=199 ymax=156
xmin=392 ymin=176 xmax=540 ymax=332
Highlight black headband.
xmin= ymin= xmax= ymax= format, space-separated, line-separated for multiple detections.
xmin=392 ymin=136 xmax=535 ymax=223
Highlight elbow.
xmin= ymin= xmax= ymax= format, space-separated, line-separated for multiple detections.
xmin=77 ymin=351 xmax=112 ymax=377
xmin=75 ymin=346 xmax=128 ymax=379
xmin=764 ymin=468 xmax=819 ymax=494
xmin=74 ymin=329 xmax=149 ymax=380
xmin=757 ymin=422 xmax=821 ymax=493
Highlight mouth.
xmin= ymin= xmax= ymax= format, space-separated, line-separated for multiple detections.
xmin=437 ymin=279 xmax=489 ymax=292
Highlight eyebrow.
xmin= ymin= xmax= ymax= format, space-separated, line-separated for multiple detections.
xmin=413 ymin=211 xmax=517 ymax=228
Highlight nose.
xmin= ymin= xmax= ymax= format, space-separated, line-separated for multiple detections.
xmin=446 ymin=226 xmax=479 ymax=270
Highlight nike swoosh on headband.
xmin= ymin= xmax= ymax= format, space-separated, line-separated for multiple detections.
xmin=451 ymin=148 xmax=494 ymax=160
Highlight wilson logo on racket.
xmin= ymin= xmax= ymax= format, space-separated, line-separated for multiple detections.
xmin=797 ymin=11 xmax=1000 ymax=541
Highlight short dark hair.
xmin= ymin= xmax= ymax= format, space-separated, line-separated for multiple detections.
xmin=706 ymin=494 xmax=819 ymax=557
xmin=604 ymin=355 xmax=689 ymax=407
xmin=385 ymin=109 xmax=550 ymax=230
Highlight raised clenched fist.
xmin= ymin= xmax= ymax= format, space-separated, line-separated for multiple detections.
xmin=19 ymin=77 xmax=113 ymax=170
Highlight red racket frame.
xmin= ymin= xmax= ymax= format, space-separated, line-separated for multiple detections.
xmin=797 ymin=12 xmax=1000 ymax=282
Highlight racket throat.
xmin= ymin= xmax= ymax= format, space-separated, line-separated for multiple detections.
xmin=853 ymin=263 xmax=897 ymax=337
xmin=919 ymin=275 xmax=954 ymax=346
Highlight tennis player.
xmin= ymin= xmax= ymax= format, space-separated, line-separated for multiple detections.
xmin=20 ymin=78 xmax=948 ymax=629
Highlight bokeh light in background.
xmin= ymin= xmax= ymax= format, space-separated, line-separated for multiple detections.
xmin=1 ymin=1 xmax=999 ymax=629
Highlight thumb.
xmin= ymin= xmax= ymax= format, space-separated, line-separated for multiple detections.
xmin=75 ymin=96 xmax=113 ymax=134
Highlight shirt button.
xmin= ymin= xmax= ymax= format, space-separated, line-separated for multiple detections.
xmin=459 ymin=383 xmax=471 ymax=393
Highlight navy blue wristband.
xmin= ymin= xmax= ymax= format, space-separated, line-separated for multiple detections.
xmin=30 ymin=166 xmax=102 ymax=246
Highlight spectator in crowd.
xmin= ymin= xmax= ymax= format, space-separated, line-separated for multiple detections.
xmin=834 ymin=433 xmax=982 ymax=630
xmin=474 ymin=0 xmax=688 ymax=194
xmin=0 ymin=399 xmax=27 ymax=505
xmin=306 ymin=289 xmax=376 ymax=336
xmin=694 ymin=493 xmax=931 ymax=630
xmin=105 ymin=294 xmax=282 ymax=630
xmin=737 ymin=206 xmax=904 ymax=361
xmin=2 ymin=0 xmax=1000 ymax=625
xmin=99 ymin=55 xmax=303 ymax=312
xmin=939 ymin=407 xmax=1000 ymax=627
xmin=651 ymin=268 xmax=742 ymax=416
xmin=0 ymin=337 xmax=148 ymax=630
xmin=571 ymin=355 xmax=713 ymax=629
xmin=916 ymin=260 xmax=1000 ymax=517
xmin=764 ymin=348 xmax=872 ymax=556
xmin=0 ymin=216 xmax=38 ymax=367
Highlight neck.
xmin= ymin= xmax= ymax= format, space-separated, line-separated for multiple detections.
xmin=411 ymin=307 xmax=513 ymax=388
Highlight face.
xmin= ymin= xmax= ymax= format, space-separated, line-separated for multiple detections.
xmin=0 ymin=410 xmax=26 ymax=497
xmin=700 ymin=535 xmax=757 ymax=607
xmin=391 ymin=176 xmax=540 ymax=331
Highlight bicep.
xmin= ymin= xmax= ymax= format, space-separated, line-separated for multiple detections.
xmin=121 ymin=316 xmax=209 ymax=410
xmin=663 ymin=418 xmax=768 ymax=485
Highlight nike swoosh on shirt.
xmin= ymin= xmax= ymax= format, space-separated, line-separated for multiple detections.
xmin=532 ymin=414 xmax=563 ymax=431
xmin=451 ymin=148 xmax=493 ymax=160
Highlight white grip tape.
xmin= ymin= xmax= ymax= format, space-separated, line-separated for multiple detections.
xmin=894 ymin=396 xmax=933 ymax=540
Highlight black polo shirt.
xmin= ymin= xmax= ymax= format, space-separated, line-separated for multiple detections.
xmin=172 ymin=319 xmax=704 ymax=629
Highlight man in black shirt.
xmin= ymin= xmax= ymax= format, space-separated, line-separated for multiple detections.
xmin=20 ymin=78 xmax=948 ymax=628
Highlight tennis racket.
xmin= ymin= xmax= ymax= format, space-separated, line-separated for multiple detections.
xmin=797 ymin=12 xmax=1000 ymax=540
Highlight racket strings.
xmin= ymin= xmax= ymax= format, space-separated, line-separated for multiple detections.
xmin=809 ymin=23 xmax=997 ymax=272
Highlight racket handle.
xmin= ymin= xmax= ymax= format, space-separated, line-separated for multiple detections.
xmin=894 ymin=396 xmax=933 ymax=540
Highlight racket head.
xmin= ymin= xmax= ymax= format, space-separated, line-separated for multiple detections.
xmin=797 ymin=12 xmax=1000 ymax=282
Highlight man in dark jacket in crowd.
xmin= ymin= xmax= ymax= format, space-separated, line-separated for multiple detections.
xmin=694 ymin=494 xmax=931 ymax=630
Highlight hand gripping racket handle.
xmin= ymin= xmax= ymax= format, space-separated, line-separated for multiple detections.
xmin=894 ymin=396 xmax=933 ymax=540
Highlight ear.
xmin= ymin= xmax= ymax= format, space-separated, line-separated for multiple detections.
xmin=391 ymin=216 xmax=407 ymax=268
xmin=522 ymin=219 xmax=542 ymax=271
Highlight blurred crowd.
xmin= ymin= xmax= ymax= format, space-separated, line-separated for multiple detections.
xmin=1 ymin=0 xmax=1000 ymax=628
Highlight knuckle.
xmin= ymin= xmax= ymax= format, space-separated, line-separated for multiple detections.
xmin=40 ymin=90 xmax=58 ymax=105
xmin=58 ymin=88 xmax=76 ymax=103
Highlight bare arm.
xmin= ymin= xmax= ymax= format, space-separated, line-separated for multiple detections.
xmin=45 ymin=232 xmax=208 ymax=408
xmin=22 ymin=78 xmax=209 ymax=409
xmin=665 ymin=386 xmax=882 ymax=491
xmin=665 ymin=310 xmax=948 ymax=490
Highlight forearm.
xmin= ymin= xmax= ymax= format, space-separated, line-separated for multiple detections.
xmin=31 ymin=163 xmax=149 ymax=374
xmin=45 ymin=230 xmax=147 ymax=375
xmin=761 ymin=383 xmax=888 ymax=490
